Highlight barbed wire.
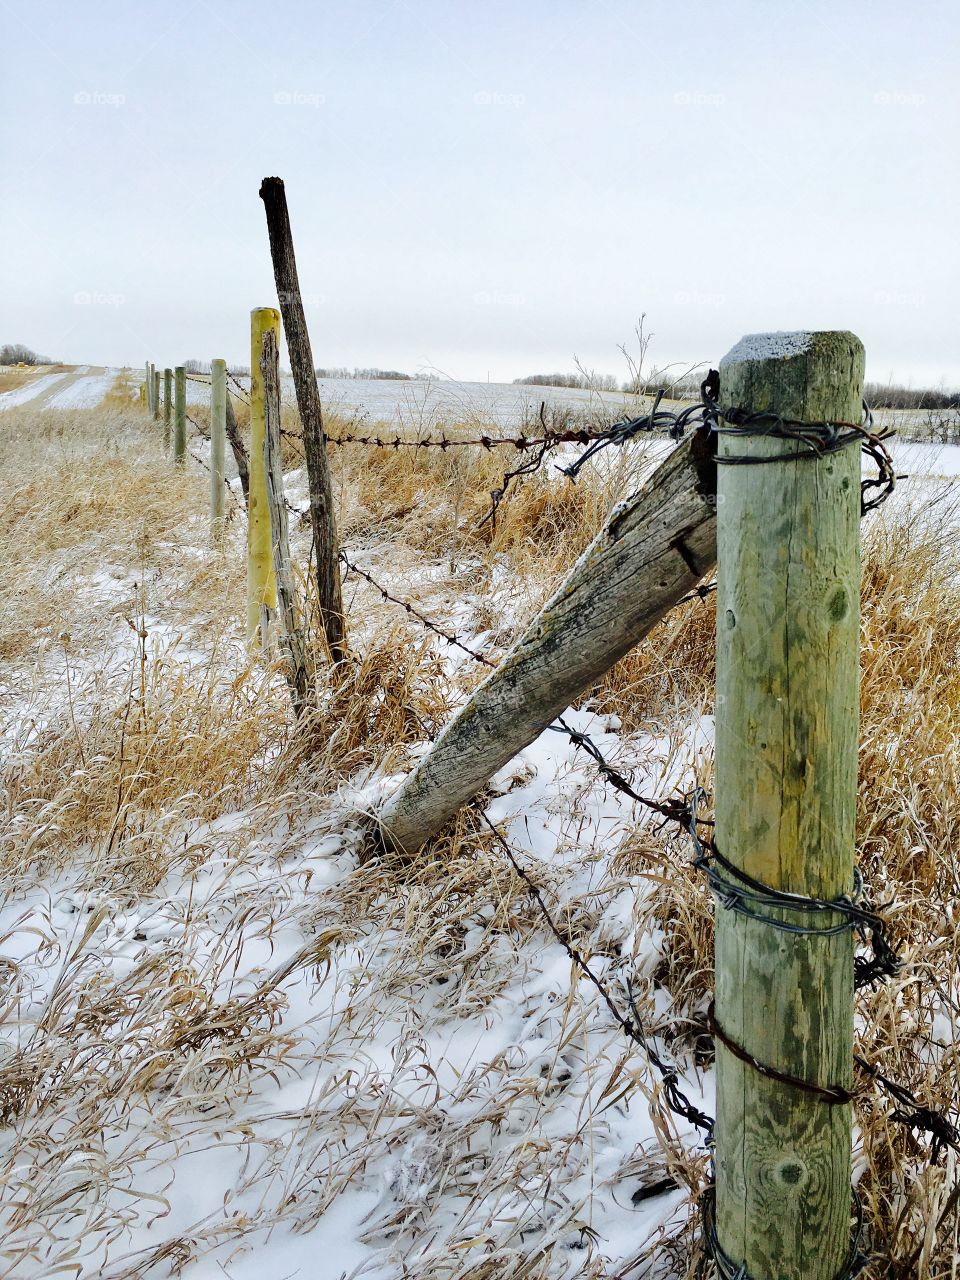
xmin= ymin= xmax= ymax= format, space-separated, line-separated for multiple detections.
xmin=343 ymin=494 xmax=960 ymax=1237
xmin=339 ymin=552 xmax=498 ymax=669
xmin=561 ymin=370 xmax=898 ymax=518
xmin=180 ymin=411 xmax=243 ymax=515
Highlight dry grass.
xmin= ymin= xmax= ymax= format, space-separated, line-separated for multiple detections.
xmin=1 ymin=394 xmax=959 ymax=1277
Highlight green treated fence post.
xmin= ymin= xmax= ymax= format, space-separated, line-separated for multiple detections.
xmin=163 ymin=367 xmax=172 ymax=449
xmin=713 ymin=331 xmax=863 ymax=1278
xmin=174 ymin=366 xmax=186 ymax=465
xmin=210 ymin=358 xmax=227 ymax=543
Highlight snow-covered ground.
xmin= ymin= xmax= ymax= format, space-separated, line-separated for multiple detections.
xmin=0 ymin=398 xmax=956 ymax=1278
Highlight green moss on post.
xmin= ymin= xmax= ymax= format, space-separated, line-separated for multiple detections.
xmin=714 ymin=331 xmax=863 ymax=1279
xmin=173 ymin=366 xmax=186 ymax=465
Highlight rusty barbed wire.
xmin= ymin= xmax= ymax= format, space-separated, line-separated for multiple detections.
xmin=181 ymin=411 xmax=243 ymax=515
xmin=348 ymin=508 xmax=959 ymax=1218
xmin=340 ymin=552 xmax=497 ymax=669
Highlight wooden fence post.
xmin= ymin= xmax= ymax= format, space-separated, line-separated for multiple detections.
xmin=713 ymin=331 xmax=863 ymax=1278
xmin=173 ymin=366 xmax=186 ymax=465
xmin=145 ymin=363 xmax=153 ymax=414
xmin=210 ymin=358 xmax=227 ymax=543
xmin=248 ymin=308 xmax=280 ymax=648
xmin=261 ymin=329 xmax=311 ymax=711
xmin=152 ymin=369 xmax=161 ymax=421
xmin=259 ymin=176 xmax=347 ymax=664
xmin=377 ymin=426 xmax=717 ymax=851
xmin=163 ymin=367 xmax=172 ymax=449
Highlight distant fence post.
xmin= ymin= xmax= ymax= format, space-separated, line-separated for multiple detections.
xmin=163 ymin=367 xmax=172 ymax=448
xmin=248 ymin=308 xmax=280 ymax=648
xmin=713 ymin=331 xmax=863 ymax=1278
xmin=173 ymin=366 xmax=186 ymax=465
xmin=152 ymin=369 xmax=161 ymax=422
xmin=210 ymin=359 xmax=227 ymax=544
xmin=145 ymin=363 xmax=153 ymax=414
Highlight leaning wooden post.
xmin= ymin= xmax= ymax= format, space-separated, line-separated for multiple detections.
xmin=713 ymin=331 xmax=863 ymax=1278
xmin=210 ymin=358 xmax=227 ymax=543
xmin=259 ymin=176 xmax=347 ymax=664
xmin=163 ymin=367 xmax=172 ymax=449
xmin=378 ymin=426 xmax=717 ymax=851
xmin=152 ymin=369 xmax=161 ymax=421
xmin=248 ymin=308 xmax=280 ymax=648
xmin=173 ymin=366 xmax=186 ymax=465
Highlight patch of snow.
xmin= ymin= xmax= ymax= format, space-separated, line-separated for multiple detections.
xmin=719 ymin=330 xmax=815 ymax=366
xmin=47 ymin=371 xmax=115 ymax=409
xmin=0 ymin=372 xmax=70 ymax=408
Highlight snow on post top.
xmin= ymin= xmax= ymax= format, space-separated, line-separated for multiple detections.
xmin=719 ymin=331 xmax=815 ymax=367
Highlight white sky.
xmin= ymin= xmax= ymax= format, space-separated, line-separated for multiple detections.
xmin=2 ymin=0 xmax=957 ymax=387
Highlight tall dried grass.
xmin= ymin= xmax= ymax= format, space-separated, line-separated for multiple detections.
xmin=0 ymin=393 xmax=958 ymax=1277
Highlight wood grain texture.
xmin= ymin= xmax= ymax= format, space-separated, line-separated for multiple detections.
xmin=248 ymin=309 xmax=281 ymax=645
xmin=209 ymin=359 xmax=227 ymax=543
xmin=259 ymin=176 xmax=346 ymax=664
xmin=173 ymin=366 xmax=186 ymax=466
xmin=261 ymin=330 xmax=311 ymax=714
xmin=714 ymin=331 xmax=862 ymax=1278
xmin=378 ymin=427 xmax=717 ymax=852
xmin=163 ymin=368 xmax=172 ymax=450
xmin=224 ymin=394 xmax=249 ymax=505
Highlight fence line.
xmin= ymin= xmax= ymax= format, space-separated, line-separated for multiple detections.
xmin=138 ymin=324 xmax=951 ymax=1278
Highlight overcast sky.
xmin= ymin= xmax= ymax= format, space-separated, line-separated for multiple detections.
xmin=2 ymin=0 xmax=957 ymax=387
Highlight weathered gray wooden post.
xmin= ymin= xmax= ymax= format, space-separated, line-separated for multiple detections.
xmin=152 ymin=369 xmax=161 ymax=421
xmin=163 ymin=367 xmax=172 ymax=449
xmin=713 ymin=331 xmax=862 ymax=1278
xmin=173 ymin=366 xmax=186 ymax=465
xmin=145 ymin=362 xmax=153 ymax=414
xmin=210 ymin=358 xmax=227 ymax=542
xmin=377 ymin=428 xmax=718 ymax=850
xmin=261 ymin=329 xmax=311 ymax=711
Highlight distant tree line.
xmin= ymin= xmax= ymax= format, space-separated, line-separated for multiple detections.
xmin=316 ymin=367 xmax=439 ymax=381
xmin=515 ymin=372 xmax=620 ymax=392
xmin=1 ymin=343 xmax=53 ymax=365
xmin=864 ymin=382 xmax=960 ymax=410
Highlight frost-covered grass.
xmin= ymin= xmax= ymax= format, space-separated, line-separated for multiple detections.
xmin=1 ymin=388 xmax=960 ymax=1277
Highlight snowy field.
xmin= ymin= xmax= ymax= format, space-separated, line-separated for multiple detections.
xmin=0 ymin=387 xmax=958 ymax=1277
